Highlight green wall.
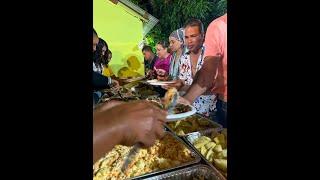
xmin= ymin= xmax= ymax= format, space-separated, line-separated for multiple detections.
xmin=93 ymin=0 xmax=145 ymax=77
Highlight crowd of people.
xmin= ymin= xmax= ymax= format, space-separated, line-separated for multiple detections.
xmin=142 ymin=15 xmax=227 ymax=124
xmin=92 ymin=13 xmax=227 ymax=161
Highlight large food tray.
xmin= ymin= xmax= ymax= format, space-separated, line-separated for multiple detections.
xmin=129 ymin=83 xmax=159 ymax=99
xmin=99 ymin=86 xmax=140 ymax=103
xmin=144 ymin=164 xmax=225 ymax=180
xmin=93 ymin=131 xmax=201 ymax=180
xmin=132 ymin=131 xmax=202 ymax=179
xmin=165 ymin=114 xmax=222 ymax=137
xmin=184 ymin=129 xmax=227 ymax=180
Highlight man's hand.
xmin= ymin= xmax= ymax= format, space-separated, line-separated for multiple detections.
xmin=177 ymin=96 xmax=192 ymax=105
xmin=94 ymin=100 xmax=124 ymax=113
xmin=155 ymin=68 xmax=166 ymax=76
xmin=156 ymin=75 xmax=169 ymax=81
xmin=146 ymin=70 xmax=153 ymax=76
xmin=211 ymin=74 xmax=224 ymax=94
xmin=93 ymin=101 xmax=167 ymax=162
xmin=146 ymin=70 xmax=155 ymax=79
xmin=162 ymin=79 xmax=185 ymax=90
xmin=116 ymin=101 xmax=167 ymax=147
xmin=94 ymin=100 xmax=167 ymax=146
xmin=111 ymin=79 xmax=119 ymax=87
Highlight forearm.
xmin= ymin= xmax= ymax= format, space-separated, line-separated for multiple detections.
xmin=183 ymin=81 xmax=207 ymax=103
xmin=184 ymin=56 xmax=220 ymax=103
xmin=180 ymin=84 xmax=190 ymax=92
xmin=93 ymin=112 xmax=125 ymax=163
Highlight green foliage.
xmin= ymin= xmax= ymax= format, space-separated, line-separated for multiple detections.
xmin=129 ymin=0 xmax=227 ymax=49
xmin=145 ymin=35 xmax=156 ymax=52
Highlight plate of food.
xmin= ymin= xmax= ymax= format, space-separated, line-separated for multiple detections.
xmin=166 ymin=104 xmax=197 ymax=121
xmin=162 ymin=88 xmax=197 ymax=121
xmin=146 ymin=79 xmax=176 ymax=86
xmin=145 ymin=96 xmax=196 ymax=121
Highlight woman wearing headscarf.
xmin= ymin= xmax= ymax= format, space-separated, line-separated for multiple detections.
xmin=168 ymin=28 xmax=185 ymax=80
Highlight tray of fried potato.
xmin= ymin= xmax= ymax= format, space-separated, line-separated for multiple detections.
xmin=184 ymin=129 xmax=227 ymax=179
xmin=93 ymin=131 xmax=201 ymax=180
xmin=165 ymin=114 xmax=223 ymax=137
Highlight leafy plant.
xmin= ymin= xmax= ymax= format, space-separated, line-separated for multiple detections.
xmin=129 ymin=0 xmax=227 ymax=49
